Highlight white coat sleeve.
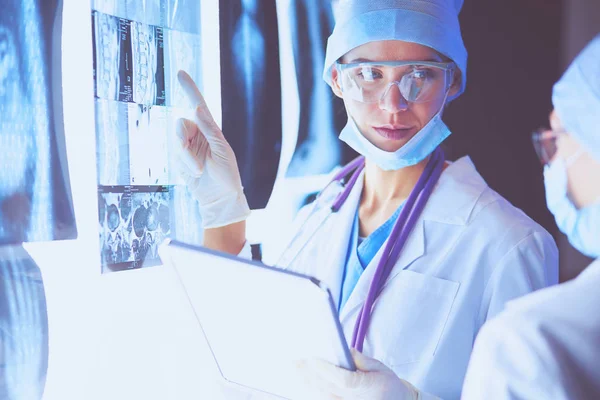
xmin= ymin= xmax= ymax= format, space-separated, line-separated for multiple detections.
xmin=462 ymin=313 xmax=570 ymax=400
xmin=476 ymin=230 xmax=558 ymax=325
xmin=236 ymin=203 xmax=314 ymax=263
xmin=260 ymin=203 xmax=315 ymax=266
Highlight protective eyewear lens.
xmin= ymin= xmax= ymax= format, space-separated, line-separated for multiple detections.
xmin=338 ymin=62 xmax=453 ymax=104
xmin=531 ymin=128 xmax=559 ymax=165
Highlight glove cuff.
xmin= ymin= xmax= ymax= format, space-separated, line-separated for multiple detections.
xmin=198 ymin=189 xmax=251 ymax=229
xmin=400 ymin=379 xmax=421 ymax=400
xmin=406 ymin=381 xmax=442 ymax=400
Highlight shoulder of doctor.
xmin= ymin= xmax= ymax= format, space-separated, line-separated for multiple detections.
xmin=462 ymin=309 xmax=569 ymax=400
xmin=437 ymin=161 xmax=559 ymax=322
xmin=465 ymin=268 xmax=600 ymax=399
xmin=440 ymin=157 xmax=556 ymax=253
xmin=471 ymin=188 xmax=559 ymax=318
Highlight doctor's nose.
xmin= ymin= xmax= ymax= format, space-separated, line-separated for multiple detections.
xmin=378 ymin=83 xmax=409 ymax=113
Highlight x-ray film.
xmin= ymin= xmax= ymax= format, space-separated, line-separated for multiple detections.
xmin=0 ymin=0 xmax=76 ymax=244
xmin=98 ymin=185 xmax=203 ymax=273
xmin=92 ymin=0 xmax=200 ymax=33
xmin=95 ymin=100 xmax=130 ymax=186
xmin=123 ymin=0 xmax=165 ymax=27
xmin=91 ymin=0 xmax=126 ymax=21
xmin=95 ymin=100 xmax=173 ymax=186
xmin=164 ymin=29 xmax=202 ymax=107
xmin=131 ymin=21 xmax=166 ymax=105
xmin=92 ymin=4 xmax=204 ymax=273
xmin=165 ymin=0 xmax=201 ymax=33
xmin=98 ymin=186 xmax=170 ymax=273
xmin=128 ymin=103 xmax=169 ymax=185
xmin=92 ymin=11 xmax=166 ymax=105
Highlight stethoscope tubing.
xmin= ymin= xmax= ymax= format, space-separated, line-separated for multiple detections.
xmin=351 ymin=148 xmax=445 ymax=351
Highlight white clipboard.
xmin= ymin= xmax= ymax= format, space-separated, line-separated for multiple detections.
xmin=159 ymin=240 xmax=356 ymax=400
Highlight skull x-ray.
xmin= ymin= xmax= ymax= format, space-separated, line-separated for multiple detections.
xmin=0 ymin=0 xmax=76 ymax=245
xmin=92 ymin=0 xmax=204 ymax=273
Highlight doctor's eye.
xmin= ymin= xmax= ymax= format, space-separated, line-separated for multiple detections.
xmin=353 ymin=67 xmax=383 ymax=82
xmin=410 ymin=68 xmax=435 ymax=81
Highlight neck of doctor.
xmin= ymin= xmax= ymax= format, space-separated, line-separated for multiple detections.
xmin=359 ymin=156 xmax=431 ymax=236
xmin=362 ymin=156 xmax=430 ymax=207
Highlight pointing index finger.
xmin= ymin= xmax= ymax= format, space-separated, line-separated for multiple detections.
xmin=177 ymin=70 xmax=206 ymax=108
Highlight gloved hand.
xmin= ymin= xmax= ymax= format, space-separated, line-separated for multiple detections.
xmin=175 ymin=70 xmax=250 ymax=228
xmin=296 ymin=349 xmax=420 ymax=400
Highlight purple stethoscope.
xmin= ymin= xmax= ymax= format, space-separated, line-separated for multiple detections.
xmin=277 ymin=147 xmax=445 ymax=352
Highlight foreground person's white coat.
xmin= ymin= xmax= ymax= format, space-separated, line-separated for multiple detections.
xmin=462 ymin=260 xmax=600 ymax=399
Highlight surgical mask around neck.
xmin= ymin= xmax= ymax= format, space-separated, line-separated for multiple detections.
xmin=338 ymin=99 xmax=451 ymax=171
xmin=544 ymin=156 xmax=600 ymax=258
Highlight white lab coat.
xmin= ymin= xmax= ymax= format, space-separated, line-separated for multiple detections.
xmin=462 ymin=258 xmax=600 ymax=400
xmin=231 ymin=156 xmax=558 ymax=400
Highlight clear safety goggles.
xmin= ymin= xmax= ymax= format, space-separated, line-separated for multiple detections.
xmin=532 ymin=128 xmax=584 ymax=166
xmin=532 ymin=128 xmax=561 ymax=165
xmin=336 ymin=60 xmax=456 ymax=104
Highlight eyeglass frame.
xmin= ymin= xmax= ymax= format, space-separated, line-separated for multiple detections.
xmin=532 ymin=128 xmax=585 ymax=166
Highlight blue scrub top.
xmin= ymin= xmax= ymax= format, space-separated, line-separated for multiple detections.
xmin=338 ymin=203 xmax=403 ymax=312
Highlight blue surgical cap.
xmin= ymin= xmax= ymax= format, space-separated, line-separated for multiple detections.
xmin=323 ymin=0 xmax=468 ymax=99
xmin=553 ymin=34 xmax=600 ymax=162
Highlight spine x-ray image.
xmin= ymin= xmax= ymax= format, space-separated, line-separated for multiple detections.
xmin=92 ymin=1 xmax=205 ymax=273
xmin=219 ymin=0 xmax=282 ymax=209
xmin=92 ymin=11 xmax=166 ymax=105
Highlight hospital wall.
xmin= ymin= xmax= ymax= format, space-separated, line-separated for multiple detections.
xmin=17 ymin=0 xmax=600 ymax=399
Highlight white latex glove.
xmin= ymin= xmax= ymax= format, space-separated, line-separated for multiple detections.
xmin=175 ymin=70 xmax=250 ymax=228
xmin=296 ymin=349 xmax=420 ymax=400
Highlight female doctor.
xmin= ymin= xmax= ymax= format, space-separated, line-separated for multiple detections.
xmin=174 ymin=1 xmax=558 ymax=398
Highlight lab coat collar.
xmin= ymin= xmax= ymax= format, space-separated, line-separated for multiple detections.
xmin=420 ymin=156 xmax=488 ymax=226
xmin=339 ymin=156 xmax=487 ymax=321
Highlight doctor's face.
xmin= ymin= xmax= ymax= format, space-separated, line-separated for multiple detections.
xmin=550 ymin=110 xmax=600 ymax=209
xmin=331 ymin=40 xmax=460 ymax=152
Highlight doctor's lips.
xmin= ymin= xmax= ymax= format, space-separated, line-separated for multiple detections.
xmin=373 ymin=124 xmax=417 ymax=141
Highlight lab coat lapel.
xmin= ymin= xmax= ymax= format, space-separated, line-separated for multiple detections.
xmin=362 ymin=158 xmax=485 ymax=289
xmin=316 ymin=172 xmax=365 ymax=311
xmin=338 ymin=157 xmax=486 ymax=324
xmin=339 ymin=220 xmax=425 ymax=324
